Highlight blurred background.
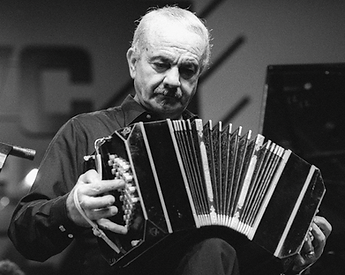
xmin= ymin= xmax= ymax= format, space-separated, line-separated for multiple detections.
xmin=1 ymin=0 xmax=345 ymax=274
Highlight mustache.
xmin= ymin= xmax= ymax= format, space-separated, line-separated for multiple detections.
xmin=154 ymin=87 xmax=182 ymax=99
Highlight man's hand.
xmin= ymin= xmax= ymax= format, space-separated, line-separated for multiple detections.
xmin=292 ymin=216 xmax=332 ymax=273
xmin=66 ymin=169 xmax=128 ymax=235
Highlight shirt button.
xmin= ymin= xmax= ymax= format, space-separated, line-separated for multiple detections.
xmin=68 ymin=234 xmax=74 ymax=239
xmin=59 ymin=225 xmax=66 ymax=232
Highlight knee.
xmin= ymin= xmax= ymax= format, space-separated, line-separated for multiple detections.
xmin=176 ymin=238 xmax=239 ymax=275
xmin=198 ymin=238 xmax=237 ymax=259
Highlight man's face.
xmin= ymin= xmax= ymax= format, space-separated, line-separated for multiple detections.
xmin=127 ymin=20 xmax=206 ymax=119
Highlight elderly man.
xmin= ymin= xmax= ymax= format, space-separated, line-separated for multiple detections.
xmin=8 ymin=6 xmax=331 ymax=275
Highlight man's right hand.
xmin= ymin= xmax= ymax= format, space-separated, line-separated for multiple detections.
xmin=66 ymin=169 xmax=128 ymax=235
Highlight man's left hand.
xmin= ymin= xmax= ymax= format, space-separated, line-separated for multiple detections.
xmin=292 ymin=215 xmax=332 ymax=274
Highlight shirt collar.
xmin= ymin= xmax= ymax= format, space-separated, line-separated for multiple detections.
xmin=121 ymin=94 xmax=198 ymax=126
xmin=120 ymin=95 xmax=147 ymax=125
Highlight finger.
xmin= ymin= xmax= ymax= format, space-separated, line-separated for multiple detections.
xmin=79 ymin=169 xmax=101 ymax=184
xmin=310 ymin=222 xmax=326 ymax=258
xmin=80 ymin=194 xmax=116 ymax=212
xmin=293 ymin=236 xmax=316 ymax=272
xmin=293 ymin=253 xmax=308 ymax=268
xmin=78 ymin=169 xmax=127 ymax=195
xmin=301 ymin=231 xmax=314 ymax=254
xmin=293 ymin=253 xmax=315 ymax=273
xmin=313 ymin=216 xmax=332 ymax=238
xmin=87 ymin=205 xmax=119 ymax=220
xmin=97 ymin=218 xmax=128 ymax=235
xmin=81 ymin=178 xmax=126 ymax=197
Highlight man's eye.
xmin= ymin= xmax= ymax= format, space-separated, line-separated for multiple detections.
xmin=179 ymin=66 xmax=197 ymax=79
xmin=153 ymin=62 xmax=169 ymax=71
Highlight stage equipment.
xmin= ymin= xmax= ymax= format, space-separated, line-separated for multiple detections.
xmin=261 ymin=63 xmax=345 ymax=274
xmin=260 ymin=63 xmax=345 ymax=187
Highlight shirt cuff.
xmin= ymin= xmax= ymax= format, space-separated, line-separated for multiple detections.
xmin=50 ymin=193 xmax=86 ymax=240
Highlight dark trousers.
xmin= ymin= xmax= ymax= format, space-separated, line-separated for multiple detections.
xmin=174 ymin=238 xmax=240 ymax=275
xmin=116 ymin=226 xmax=242 ymax=275
xmin=117 ymin=237 xmax=240 ymax=275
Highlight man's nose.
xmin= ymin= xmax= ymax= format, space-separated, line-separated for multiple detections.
xmin=163 ymin=67 xmax=181 ymax=87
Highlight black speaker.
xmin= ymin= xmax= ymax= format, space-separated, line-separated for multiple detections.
xmin=261 ymin=63 xmax=345 ymax=185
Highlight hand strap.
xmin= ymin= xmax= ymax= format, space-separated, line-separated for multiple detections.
xmin=73 ymin=187 xmax=121 ymax=254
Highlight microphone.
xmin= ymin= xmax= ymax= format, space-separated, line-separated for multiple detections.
xmin=9 ymin=145 xmax=36 ymax=160
xmin=0 ymin=142 xmax=36 ymax=161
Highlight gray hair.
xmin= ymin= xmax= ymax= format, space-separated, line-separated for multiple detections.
xmin=131 ymin=6 xmax=212 ymax=72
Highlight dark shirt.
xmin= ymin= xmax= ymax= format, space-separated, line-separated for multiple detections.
xmin=8 ymin=95 xmax=196 ymax=273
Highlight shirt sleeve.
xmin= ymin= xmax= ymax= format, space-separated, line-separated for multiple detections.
xmin=8 ymin=117 xmax=92 ymax=262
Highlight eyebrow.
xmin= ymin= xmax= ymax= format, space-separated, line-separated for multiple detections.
xmin=150 ymin=55 xmax=199 ymax=67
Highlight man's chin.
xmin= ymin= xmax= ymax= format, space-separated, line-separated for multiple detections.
xmin=155 ymin=94 xmax=181 ymax=104
xmin=154 ymin=105 xmax=184 ymax=119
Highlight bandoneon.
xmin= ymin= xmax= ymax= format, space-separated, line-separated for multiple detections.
xmin=89 ymin=119 xmax=325 ymax=268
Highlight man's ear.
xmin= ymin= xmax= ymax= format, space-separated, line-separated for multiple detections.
xmin=126 ymin=48 xmax=137 ymax=79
